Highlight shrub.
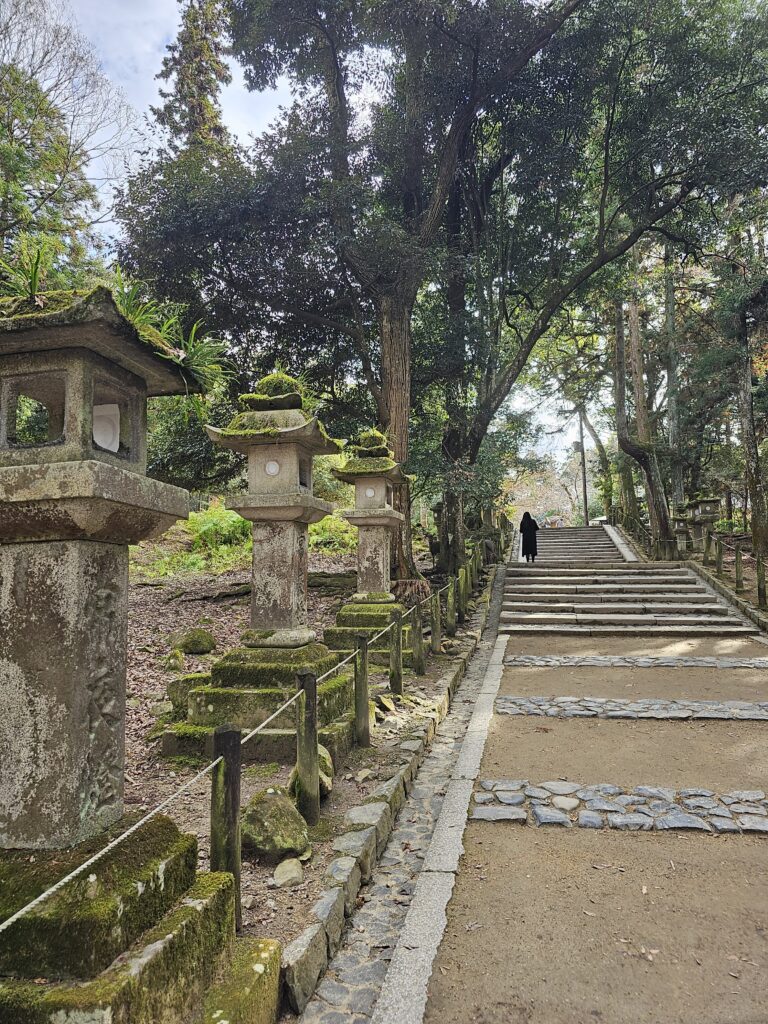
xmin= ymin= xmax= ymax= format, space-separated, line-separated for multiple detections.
xmin=308 ymin=513 xmax=357 ymax=553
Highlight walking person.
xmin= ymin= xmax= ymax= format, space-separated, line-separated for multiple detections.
xmin=520 ymin=511 xmax=539 ymax=563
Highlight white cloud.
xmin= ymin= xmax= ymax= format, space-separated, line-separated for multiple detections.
xmin=67 ymin=0 xmax=288 ymax=143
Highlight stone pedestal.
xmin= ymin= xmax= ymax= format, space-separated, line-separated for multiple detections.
xmin=0 ymin=541 xmax=127 ymax=849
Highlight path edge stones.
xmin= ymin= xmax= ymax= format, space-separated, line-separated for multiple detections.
xmin=281 ymin=567 xmax=499 ymax=1015
xmin=369 ymin=633 xmax=509 ymax=1024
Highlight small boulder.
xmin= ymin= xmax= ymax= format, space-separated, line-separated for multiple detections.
xmin=170 ymin=627 xmax=216 ymax=655
xmin=241 ymin=788 xmax=310 ymax=864
xmin=162 ymin=648 xmax=185 ymax=672
xmin=288 ymin=743 xmax=334 ymax=799
xmin=274 ymin=858 xmax=304 ymax=888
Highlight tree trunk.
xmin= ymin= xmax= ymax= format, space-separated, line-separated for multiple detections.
xmin=580 ymin=406 xmax=613 ymax=517
xmin=734 ymin=308 xmax=768 ymax=554
xmin=378 ymin=290 xmax=421 ymax=579
xmin=614 ymin=295 xmax=673 ymax=550
xmin=664 ymin=245 xmax=685 ymax=506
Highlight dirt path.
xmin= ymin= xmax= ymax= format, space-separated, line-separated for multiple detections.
xmin=422 ymin=612 xmax=768 ymax=1022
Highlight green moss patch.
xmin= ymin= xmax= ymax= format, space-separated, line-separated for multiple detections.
xmin=0 ymin=873 xmax=234 ymax=1024
xmin=336 ymin=602 xmax=404 ymax=628
xmin=211 ymin=644 xmax=338 ymax=689
xmin=188 ymin=673 xmax=353 ymax=729
xmin=169 ymin=628 xmax=216 ymax=655
xmin=202 ymin=936 xmax=281 ymax=1024
xmin=167 ymin=672 xmax=211 ymax=716
xmin=0 ymin=816 xmax=197 ymax=981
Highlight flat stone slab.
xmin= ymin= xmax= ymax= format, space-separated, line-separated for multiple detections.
xmin=471 ymin=779 xmax=768 ymax=835
xmin=496 ymin=695 xmax=768 ymax=721
xmin=503 ymin=655 xmax=768 ymax=668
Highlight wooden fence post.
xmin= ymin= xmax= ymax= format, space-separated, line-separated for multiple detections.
xmin=355 ymin=635 xmax=371 ymax=748
xmin=703 ymin=528 xmax=712 ymax=567
xmin=715 ymin=537 xmax=724 ymax=577
xmin=430 ymin=592 xmax=442 ymax=653
xmin=735 ymin=543 xmax=745 ymax=592
xmin=389 ymin=610 xmax=403 ymax=696
xmin=295 ymin=672 xmax=320 ymax=825
xmin=412 ymin=601 xmax=427 ymax=675
xmin=210 ymin=725 xmax=242 ymax=932
xmin=446 ymin=577 xmax=457 ymax=636
xmin=758 ymin=554 xmax=767 ymax=610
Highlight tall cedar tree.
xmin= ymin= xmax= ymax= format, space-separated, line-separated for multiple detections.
xmin=151 ymin=0 xmax=232 ymax=153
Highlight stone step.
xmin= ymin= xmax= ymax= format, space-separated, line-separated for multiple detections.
xmin=0 ymin=816 xmax=198 ymax=981
xmin=502 ymin=602 xmax=732 ymax=616
xmin=499 ymin=623 xmax=755 ymax=636
xmin=505 ymin=585 xmax=706 ymax=596
xmin=499 ymin=612 xmax=746 ymax=626
xmin=201 ymin=936 xmax=281 ymax=1024
xmin=507 ymin=567 xmax=690 ymax=576
xmin=502 ymin=591 xmax=716 ymax=604
xmin=0 ymin=873 xmax=235 ymax=1024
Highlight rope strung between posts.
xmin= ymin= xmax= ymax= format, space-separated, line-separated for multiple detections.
xmin=0 ymin=556 xmax=479 ymax=936
xmin=0 ymin=756 xmax=223 ymax=934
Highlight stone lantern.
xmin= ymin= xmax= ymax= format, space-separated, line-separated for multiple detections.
xmin=672 ymin=503 xmax=690 ymax=557
xmin=207 ymin=374 xmax=341 ymax=649
xmin=0 ymin=287 xmax=194 ymax=849
xmin=690 ymin=496 xmax=721 ymax=552
xmin=324 ymin=429 xmax=409 ymax=655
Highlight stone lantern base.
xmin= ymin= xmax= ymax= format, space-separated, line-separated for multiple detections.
xmin=161 ymin=640 xmax=357 ymax=764
xmin=0 ymin=814 xmax=281 ymax=1023
xmin=323 ymin=600 xmax=415 ymax=666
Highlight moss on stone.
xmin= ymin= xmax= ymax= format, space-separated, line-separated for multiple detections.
xmin=188 ymin=672 xmax=352 ymax=729
xmin=239 ymin=392 xmax=303 ymax=412
xmin=255 ymin=372 xmax=304 ymax=398
xmin=170 ymin=628 xmax=216 ymax=655
xmin=211 ymin=644 xmax=338 ymax=689
xmin=0 ymin=873 xmax=235 ymax=1024
xmin=337 ymin=456 xmax=398 ymax=476
xmin=202 ymin=936 xmax=281 ymax=1024
xmin=0 ymin=816 xmax=197 ymax=981
xmin=336 ymin=602 xmax=404 ymax=628
xmin=241 ymin=789 xmax=310 ymax=864
xmin=167 ymin=672 xmax=210 ymax=716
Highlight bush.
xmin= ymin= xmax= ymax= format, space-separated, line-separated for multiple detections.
xmin=187 ymin=501 xmax=252 ymax=551
xmin=308 ymin=513 xmax=357 ymax=553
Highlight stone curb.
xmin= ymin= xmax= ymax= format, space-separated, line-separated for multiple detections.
xmin=687 ymin=560 xmax=768 ymax=635
xmin=279 ymin=565 xmax=499 ymax=1015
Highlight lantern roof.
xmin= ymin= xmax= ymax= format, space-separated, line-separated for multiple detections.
xmin=0 ymin=286 xmax=204 ymax=396
xmin=332 ymin=427 xmax=406 ymax=484
xmin=206 ymin=376 xmax=341 ymax=456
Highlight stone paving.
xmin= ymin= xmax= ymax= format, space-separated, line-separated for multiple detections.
xmin=297 ymin=573 xmax=506 ymax=1023
xmin=471 ymin=779 xmax=768 ymax=834
xmin=504 ymin=653 xmax=768 ymax=668
xmin=495 ymin=694 xmax=768 ymax=720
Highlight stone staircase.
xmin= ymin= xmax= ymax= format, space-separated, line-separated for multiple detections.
xmin=523 ymin=525 xmax=623 ymax=565
xmin=504 ymin=528 xmax=754 ymax=636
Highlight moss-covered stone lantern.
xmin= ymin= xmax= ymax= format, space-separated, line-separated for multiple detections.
xmin=207 ymin=373 xmax=341 ymax=648
xmin=0 ymin=288 xmax=196 ymax=849
xmin=323 ymin=429 xmax=410 ymax=656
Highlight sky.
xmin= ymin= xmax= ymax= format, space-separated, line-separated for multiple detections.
xmin=68 ymin=0 xmax=289 ymax=150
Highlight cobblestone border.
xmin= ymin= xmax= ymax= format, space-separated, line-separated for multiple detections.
xmin=471 ymin=779 xmax=768 ymax=834
xmin=496 ymin=694 xmax=768 ymax=720
xmin=504 ymin=654 xmax=768 ymax=667
xmin=280 ymin=566 xmax=499 ymax=1015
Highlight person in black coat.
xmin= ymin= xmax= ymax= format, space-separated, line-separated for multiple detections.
xmin=520 ymin=511 xmax=539 ymax=563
